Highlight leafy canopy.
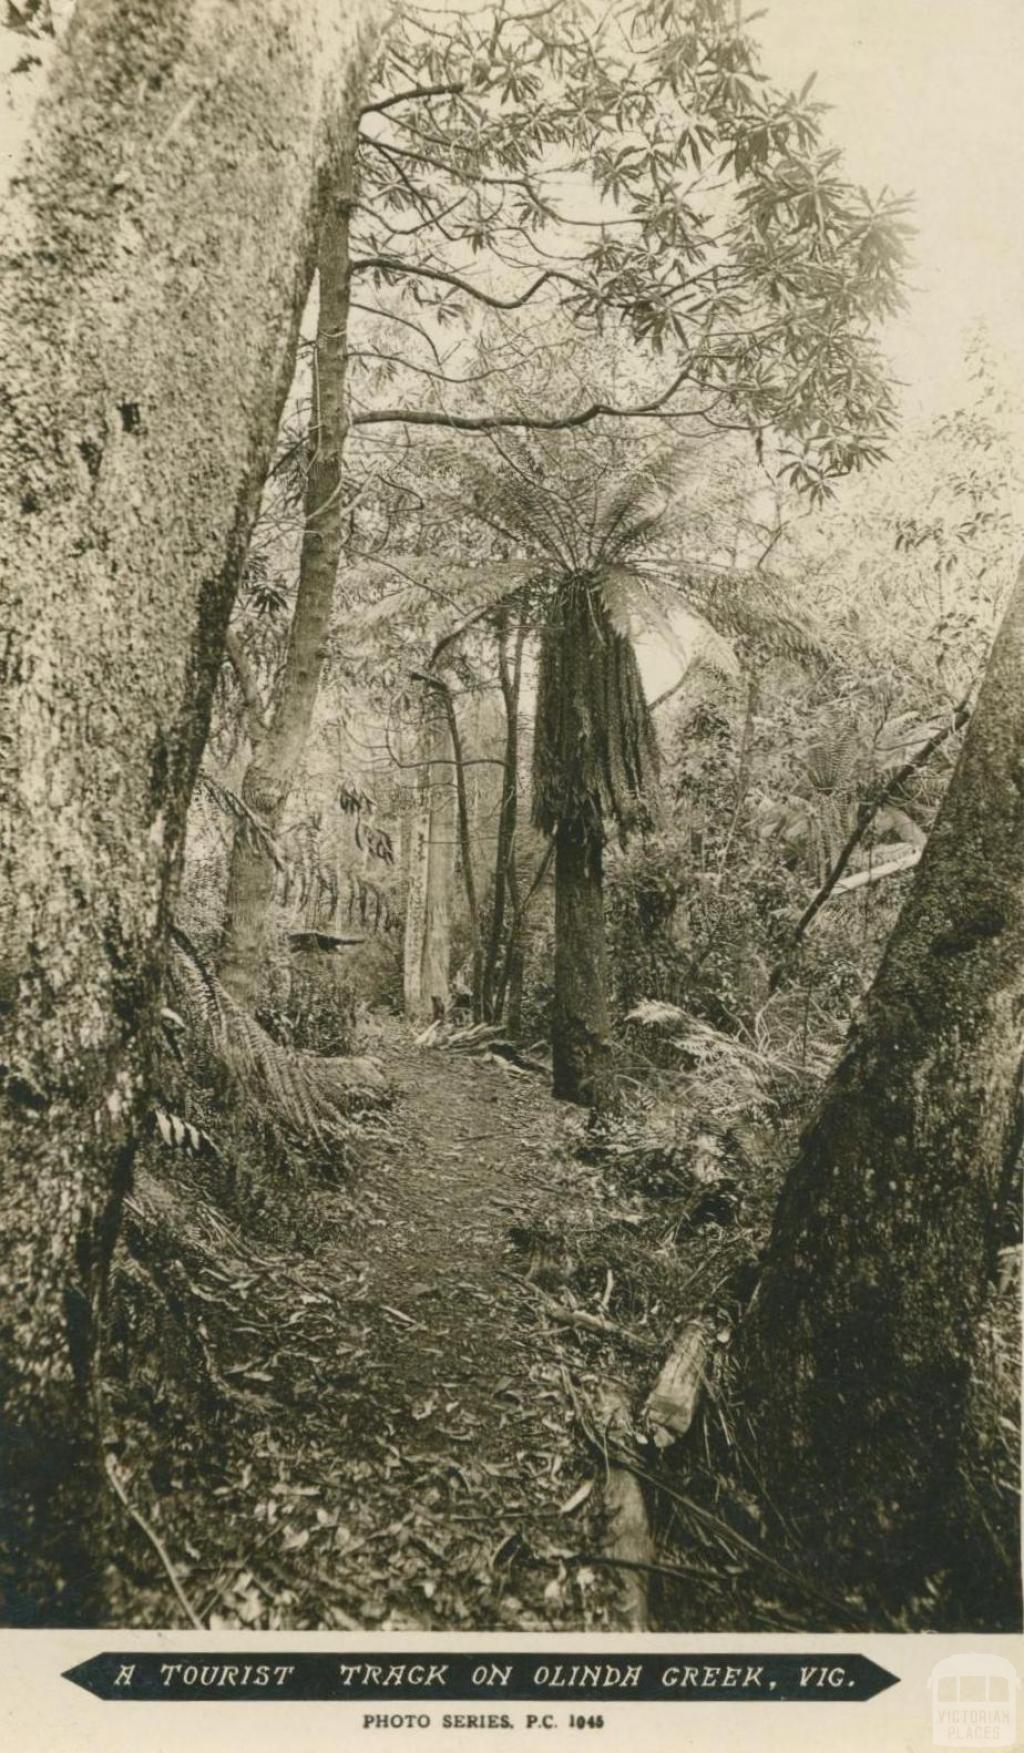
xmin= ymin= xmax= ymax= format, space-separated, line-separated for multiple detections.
xmin=351 ymin=0 xmax=910 ymax=495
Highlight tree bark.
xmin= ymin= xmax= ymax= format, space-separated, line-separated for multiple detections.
xmin=0 ymin=0 xmax=380 ymax=1626
xmin=446 ymin=692 xmax=484 ymax=1020
xmin=218 ymin=109 xmax=367 ymax=1005
xmin=483 ymin=602 xmax=527 ymax=1021
xmin=414 ymin=670 xmax=484 ymax=1018
xmin=403 ymin=704 xmax=456 ymax=1023
xmin=552 ymin=824 xmax=610 ymax=1104
xmin=742 ymin=558 xmax=1024 ymax=1609
xmin=496 ymin=835 xmax=554 ymax=1031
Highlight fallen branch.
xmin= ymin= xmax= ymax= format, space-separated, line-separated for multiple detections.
xmin=567 ymin=1551 xmax=721 ymax=1585
xmin=496 ymin=1269 xmax=657 ymax=1356
xmin=546 ymin=1303 xmax=657 ymax=1355
xmin=104 ymin=1452 xmax=204 ymax=1630
xmin=642 ymin=1319 xmax=716 ymax=1449
xmin=484 ymin=1040 xmax=549 ymax=1074
xmin=831 ymin=848 xmax=922 ymax=894
xmin=594 ymin=1385 xmax=653 ymax=1630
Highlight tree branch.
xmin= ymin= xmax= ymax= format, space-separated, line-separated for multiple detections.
xmin=831 ymin=848 xmax=922 ymax=895
xmin=223 ymin=629 xmax=269 ymax=746
xmin=650 ymin=673 xmax=687 ymax=712
xmin=359 ymin=82 xmax=465 ymax=119
xmin=350 ymin=253 xmax=593 ymax=311
xmin=352 ymin=363 xmax=696 ymax=432
xmin=790 ymin=694 xmax=974 ymax=948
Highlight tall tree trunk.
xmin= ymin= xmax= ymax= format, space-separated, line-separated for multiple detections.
xmin=421 ymin=718 xmax=457 ymax=1022
xmin=415 ymin=671 xmax=484 ymax=1018
xmin=496 ymin=834 xmax=554 ymax=1031
xmin=743 ymin=558 xmax=1024 ymax=1609
xmin=218 ymin=116 xmax=365 ymax=1005
xmin=552 ymin=823 xmax=610 ymax=1104
xmin=500 ymin=828 xmax=525 ymax=1035
xmin=482 ymin=603 xmax=526 ymax=1021
xmin=0 ymin=0 xmax=380 ymax=1626
xmin=446 ymin=691 xmax=484 ymax=1020
xmin=403 ymin=704 xmax=456 ymax=1023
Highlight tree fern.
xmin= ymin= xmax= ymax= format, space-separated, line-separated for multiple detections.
xmin=532 ymin=575 xmax=660 ymax=844
xmin=166 ymin=928 xmax=390 ymax=1152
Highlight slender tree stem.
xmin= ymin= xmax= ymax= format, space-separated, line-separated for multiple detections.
xmin=413 ymin=669 xmax=483 ymax=1016
xmin=482 ymin=599 xmax=528 ymax=1019
xmin=790 ymin=692 xmax=974 ymax=948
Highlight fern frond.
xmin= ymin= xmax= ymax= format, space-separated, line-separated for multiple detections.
xmin=804 ymin=727 xmax=860 ymax=795
xmin=666 ymin=565 xmax=833 ymax=668
xmin=461 ymin=452 xmax=577 ymax=568
xmin=532 ymin=577 xmax=660 ymax=844
xmin=594 ymin=444 xmax=694 ymax=564
xmin=672 ymin=610 xmax=743 ymax=680
xmin=151 ymin=1106 xmax=220 ymax=1161
xmin=167 ymin=931 xmax=390 ymax=1149
xmin=347 ymin=556 xmax=539 ymax=649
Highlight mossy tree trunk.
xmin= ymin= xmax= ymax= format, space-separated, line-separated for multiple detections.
xmin=534 ymin=578 xmax=657 ymax=1104
xmin=0 ymin=0 xmax=379 ymax=1625
xmin=743 ymin=558 xmax=1024 ymax=1609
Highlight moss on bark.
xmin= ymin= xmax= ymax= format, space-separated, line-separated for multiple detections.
xmin=0 ymin=0 xmax=381 ymax=1624
xmin=743 ymin=560 xmax=1024 ymax=1617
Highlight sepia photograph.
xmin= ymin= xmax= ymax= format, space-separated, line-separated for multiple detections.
xmin=1 ymin=0 xmax=1022 ymax=1713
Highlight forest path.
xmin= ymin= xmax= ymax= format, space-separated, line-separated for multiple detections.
xmin=120 ymin=1022 xmax=771 ymax=1634
xmin=288 ymin=1026 xmax=626 ymax=1632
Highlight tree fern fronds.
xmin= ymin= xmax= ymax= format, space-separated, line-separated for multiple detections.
xmin=151 ymin=1106 xmax=220 ymax=1161
xmin=461 ymin=452 xmax=576 ymax=568
xmin=169 ymin=924 xmax=226 ymax=1036
xmin=804 ymin=726 xmax=860 ymax=795
xmin=593 ymin=443 xmax=695 ymax=564
xmin=346 ymin=555 xmax=538 ymax=650
xmin=665 ymin=564 xmax=834 ymax=668
xmin=532 ymin=576 xmax=660 ymax=844
xmin=167 ymin=930 xmax=390 ymax=1150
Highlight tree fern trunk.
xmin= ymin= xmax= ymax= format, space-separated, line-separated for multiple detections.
xmin=742 ymin=558 xmax=1024 ymax=1617
xmin=218 ymin=89 xmax=373 ymax=1005
xmin=0 ymin=0 xmax=379 ymax=1625
xmin=552 ymin=823 xmax=610 ymax=1104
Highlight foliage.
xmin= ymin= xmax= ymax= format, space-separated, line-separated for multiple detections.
xmin=132 ymin=1 xmax=1020 ymax=1639
xmin=353 ymin=0 xmax=908 ymax=489
xmin=533 ymin=577 xmax=659 ymax=843
xmin=160 ymin=931 xmax=390 ymax=1170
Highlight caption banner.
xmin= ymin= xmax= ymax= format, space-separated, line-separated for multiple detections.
xmin=63 ymin=1650 xmax=899 ymax=1704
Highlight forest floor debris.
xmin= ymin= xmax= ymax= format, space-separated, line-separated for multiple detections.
xmin=105 ymin=1017 xmax=1020 ymax=1633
